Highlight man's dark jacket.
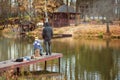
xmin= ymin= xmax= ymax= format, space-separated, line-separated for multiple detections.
xmin=42 ymin=22 xmax=53 ymax=41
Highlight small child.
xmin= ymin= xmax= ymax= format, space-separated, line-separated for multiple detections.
xmin=15 ymin=50 xmax=41 ymax=62
xmin=31 ymin=48 xmax=41 ymax=59
xmin=15 ymin=37 xmax=43 ymax=62
xmin=33 ymin=36 xmax=43 ymax=56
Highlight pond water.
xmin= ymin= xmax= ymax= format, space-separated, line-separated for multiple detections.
xmin=0 ymin=36 xmax=120 ymax=80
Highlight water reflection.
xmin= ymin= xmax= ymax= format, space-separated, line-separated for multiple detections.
xmin=0 ymin=36 xmax=120 ymax=80
xmin=52 ymin=38 xmax=120 ymax=80
xmin=0 ymin=36 xmax=33 ymax=61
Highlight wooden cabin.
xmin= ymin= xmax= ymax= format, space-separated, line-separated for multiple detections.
xmin=51 ymin=5 xmax=80 ymax=27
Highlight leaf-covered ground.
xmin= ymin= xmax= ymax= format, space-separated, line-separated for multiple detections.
xmin=1 ymin=24 xmax=120 ymax=39
xmin=53 ymin=24 xmax=120 ymax=39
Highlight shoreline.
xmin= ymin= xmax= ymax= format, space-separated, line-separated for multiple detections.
xmin=1 ymin=24 xmax=120 ymax=39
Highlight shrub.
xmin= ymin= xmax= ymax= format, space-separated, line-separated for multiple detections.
xmin=98 ymin=32 xmax=103 ymax=38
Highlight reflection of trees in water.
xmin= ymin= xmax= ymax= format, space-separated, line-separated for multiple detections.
xmin=112 ymin=48 xmax=120 ymax=79
xmin=0 ymin=37 xmax=33 ymax=61
xmin=15 ymin=37 xmax=33 ymax=57
xmin=78 ymin=45 xmax=114 ymax=80
xmin=106 ymin=38 xmax=120 ymax=80
xmin=52 ymin=39 xmax=120 ymax=80
xmin=0 ymin=38 xmax=119 ymax=79
xmin=0 ymin=37 xmax=9 ymax=61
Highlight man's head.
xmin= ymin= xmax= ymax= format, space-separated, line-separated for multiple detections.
xmin=44 ymin=22 xmax=50 ymax=27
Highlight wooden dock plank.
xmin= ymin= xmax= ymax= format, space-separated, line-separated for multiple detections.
xmin=0 ymin=53 xmax=63 ymax=72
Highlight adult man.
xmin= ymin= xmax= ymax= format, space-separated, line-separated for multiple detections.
xmin=42 ymin=22 xmax=53 ymax=55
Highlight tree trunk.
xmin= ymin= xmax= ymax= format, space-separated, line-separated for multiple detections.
xmin=106 ymin=21 xmax=110 ymax=33
xmin=66 ymin=0 xmax=70 ymax=26
xmin=106 ymin=17 xmax=110 ymax=33
xmin=75 ymin=0 xmax=79 ymax=26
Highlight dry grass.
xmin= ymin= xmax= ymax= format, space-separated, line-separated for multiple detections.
xmin=53 ymin=24 xmax=120 ymax=39
xmin=1 ymin=24 xmax=120 ymax=39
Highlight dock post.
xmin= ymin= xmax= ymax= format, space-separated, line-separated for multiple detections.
xmin=44 ymin=61 xmax=47 ymax=70
xmin=58 ymin=57 xmax=61 ymax=73
xmin=16 ymin=67 xmax=20 ymax=75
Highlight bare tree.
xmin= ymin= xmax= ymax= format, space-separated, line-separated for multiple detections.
xmin=91 ymin=0 xmax=113 ymax=33
xmin=75 ymin=0 xmax=80 ymax=26
xmin=0 ymin=0 xmax=11 ymax=19
xmin=33 ymin=0 xmax=63 ymax=14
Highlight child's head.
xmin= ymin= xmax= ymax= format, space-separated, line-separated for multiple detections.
xmin=31 ymin=49 xmax=41 ymax=59
xmin=34 ymin=49 xmax=40 ymax=57
xmin=35 ymin=36 xmax=39 ymax=40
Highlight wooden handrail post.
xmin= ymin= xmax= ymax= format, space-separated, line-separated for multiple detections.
xmin=44 ymin=61 xmax=47 ymax=70
xmin=58 ymin=57 xmax=61 ymax=73
xmin=16 ymin=67 xmax=20 ymax=75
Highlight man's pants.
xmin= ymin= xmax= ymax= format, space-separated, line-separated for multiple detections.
xmin=44 ymin=41 xmax=51 ymax=55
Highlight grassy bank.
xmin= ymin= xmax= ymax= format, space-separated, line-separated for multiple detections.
xmin=1 ymin=24 xmax=120 ymax=39
xmin=53 ymin=24 xmax=120 ymax=39
xmin=73 ymin=24 xmax=120 ymax=39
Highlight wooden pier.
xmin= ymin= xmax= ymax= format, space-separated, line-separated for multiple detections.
xmin=0 ymin=53 xmax=63 ymax=73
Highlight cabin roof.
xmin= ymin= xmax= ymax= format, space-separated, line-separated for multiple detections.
xmin=55 ymin=5 xmax=76 ymax=13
